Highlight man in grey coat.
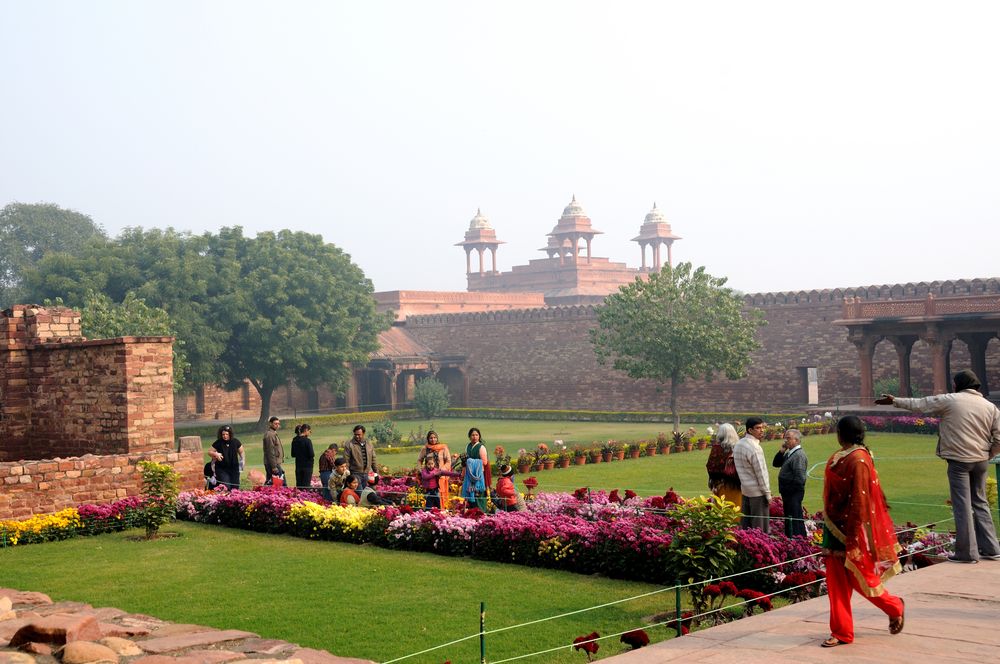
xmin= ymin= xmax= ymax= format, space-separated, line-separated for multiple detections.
xmin=772 ymin=428 xmax=808 ymax=538
xmin=878 ymin=370 xmax=1000 ymax=563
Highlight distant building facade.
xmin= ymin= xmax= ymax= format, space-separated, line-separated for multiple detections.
xmin=175 ymin=197 xmax=1000 ymax=421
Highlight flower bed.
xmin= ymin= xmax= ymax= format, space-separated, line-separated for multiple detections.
xmin=860 ymin=415 xmax=941 ymax=434
xmin=175 ymin=485 xmax=831 ymax=586
xmin=1 ymin=496 xmax=146 ymax=546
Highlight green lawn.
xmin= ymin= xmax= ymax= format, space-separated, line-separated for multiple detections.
xmin=221 ymin=418 xmax=962 ymax=527
xmin=0 ymin=522 xmax=684 ymax=663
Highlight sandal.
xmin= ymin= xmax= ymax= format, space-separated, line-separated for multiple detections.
xmin=889 ymin=598 xmax=905 ymax=635
xmin=821 ymin=637 xmax=849 ymax=647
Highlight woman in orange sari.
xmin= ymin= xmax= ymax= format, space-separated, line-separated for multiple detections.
xmin=417 ymin=430 xmax=452 ymax=508
xmin=821 ymin=415 xmax=905 ymax=647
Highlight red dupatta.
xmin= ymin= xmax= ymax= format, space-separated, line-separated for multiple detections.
xmin=823 ymin=445 xmax=902 ymax=596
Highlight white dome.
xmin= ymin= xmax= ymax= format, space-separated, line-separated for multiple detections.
xmin=561 ymin=195 xmax=586 ymax=217
xmin=644 ymin=203 xmax=667 ymax=225
xmin=468 ymin=208 xmax=492 ymax=230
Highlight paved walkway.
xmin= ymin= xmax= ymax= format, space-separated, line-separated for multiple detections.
xmin=603 ymin=559 xmax=1000 ymax=663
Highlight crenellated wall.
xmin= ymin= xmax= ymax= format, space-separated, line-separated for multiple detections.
xmin=404 ymin=278 xmax=1000 ymax=411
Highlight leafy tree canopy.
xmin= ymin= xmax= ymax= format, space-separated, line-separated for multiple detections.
xmin=25 ymin=225 xmax=389 ymax=427
xmin=0 ymin=202 xmax=107 ymax=307
xmin=590 ymin=262 xmax=764 ymax=431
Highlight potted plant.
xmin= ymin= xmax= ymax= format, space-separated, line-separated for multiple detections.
xmin=573 ymin=448 xmax=587 ymax=465
xmin=645 ymin=441 xmax=658 ymax=456
xmin=557 ymin=450 xmax=573 ymax=468
xmin=517 ymin=450 xmax=532 ymax=474
xmin=600 ymin=441 xmax=615 ymax=463
xmin=656 ymin=432 xmax=671 ymax=454
xmin=626 ymin=443 xmax=641 ymax=459
xmin=542 ymin=454 xmax=556 ymax=470
xmin=588 ymin=447 xmax=602 ymax=464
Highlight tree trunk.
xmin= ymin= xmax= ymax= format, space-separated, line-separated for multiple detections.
xmin=253 ymin=380 xmax=275 ymax=431
xmin=669 ymin=372 xmax=680 ymax=433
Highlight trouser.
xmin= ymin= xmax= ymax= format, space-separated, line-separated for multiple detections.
xmin=424 ymin=489 xmax=440 ymax=510
xmin=947 ymin=459 xmax=1000 ymax=560
xmin=215 ymin=467 xmax=240 ymax=491
xmin=319 ymin=471 xmax=333 ymax=500
xmin=740 ymin=495 xmax=770 ymax=532
xmin=825 ymin=554 xmax=903 ymax=643
xmin=781 ymin=487 xmax=806 ymax=538
xmin=295 ymin=465 xmax=313 ymax=490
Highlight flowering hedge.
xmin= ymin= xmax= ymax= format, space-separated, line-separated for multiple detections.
xmin=175 ymin=485 xmax=826 ymax=585
xmin=860 ymin=415 xmax=941 ymax=434
xmin=0 ymin=496 xmax=145 ymax=547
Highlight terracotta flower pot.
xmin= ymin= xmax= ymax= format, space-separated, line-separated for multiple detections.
xmin=629 ymin=449 xmax=641 ymax=459
xmin=602 ymin=452 xmax=613 ymax=463
xmin=517 ymin=464 xmax=531 ymax=474
xmin=559 ymin=459 xmax=571 ymax=469
xmin=614 ymin=451 xmax=625 ymax=461
xmin=543 ymin=460 xmax=555 ymax=470
xmin=646 ymin=447 xmax=657 ymax=456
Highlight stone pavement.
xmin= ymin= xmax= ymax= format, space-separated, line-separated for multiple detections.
xmin=602 ymin=559 xmax=1000 ymax=663
xmin=0 ymin=589 xmax=373 ymax=664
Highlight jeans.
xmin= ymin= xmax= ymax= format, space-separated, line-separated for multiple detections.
xmin=781 ymin=487 xmax=807 ymax=538
xmin=319 ymin=470 xmax=333 ymax=501
xmin=946 ymin=459 xmax=1000 ymax=560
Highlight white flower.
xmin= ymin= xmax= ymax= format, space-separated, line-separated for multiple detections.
xmin=706 ymin=427 xmax=715 ymax=435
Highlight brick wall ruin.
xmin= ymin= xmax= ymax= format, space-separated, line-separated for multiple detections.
xmin=0 ymin=305 xmax=200 ymax=520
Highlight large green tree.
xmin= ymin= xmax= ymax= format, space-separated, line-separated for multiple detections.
xmin=208 ymin=228 xmax=389 ymax=428
xmin=0 ymin=202 xmax=107 ymax=307
xmin=590 ymin=262 xmax=764 ymax=431
xmin=25 ymin=225 xmax=389 ymax=427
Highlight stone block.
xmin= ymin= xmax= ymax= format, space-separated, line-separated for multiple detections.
xmin=60 ymin=640 xmax=119 ymax=664
xmin=8 ymin=614 xmax=102 ymax=647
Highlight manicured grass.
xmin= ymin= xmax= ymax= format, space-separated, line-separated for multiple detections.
xmin=223 ymin=417 xmax=963 ymax=528
xmin=0 ymin=522 xmax=685 ymax=663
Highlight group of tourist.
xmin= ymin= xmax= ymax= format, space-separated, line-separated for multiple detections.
xmin=706 ymin=369 xmax=1000 ymax=647
xmin=202 ymin=368 xmax=1000 ymax=649
xmin=205 ymin=420 xmax=525 ymax=512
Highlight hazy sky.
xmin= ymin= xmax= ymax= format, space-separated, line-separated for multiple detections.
xmin=2 ymin=1 xmax=998 ymax=295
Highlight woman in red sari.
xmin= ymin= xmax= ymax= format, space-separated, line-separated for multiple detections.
xmin=821 ymin=415 xmax=905 ymax=647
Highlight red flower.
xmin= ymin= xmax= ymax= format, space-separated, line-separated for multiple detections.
xmin=399 ymin=505 xmax=414 ymax=515
xmin=573 ymin=487 xmax=589 ymax=500
xmin=702 ymin=584 xmax=721 ymax=598
xmin=719 ymin=581 xmax=738 ymax=597
xmin=572 ymin=632 xmax=600 ymax=656
xmin=624 ymin=489 xmax=637 ymax=500
xmin=461 ymin=507 xmax=485 ymax=519
xmin=648 ymin=496 xmax=666 ymax=510
xmin=680 ymin=625 xmax=690 ymax=635
xmin=663 ymin=487 xmax=681 ymax=505
xmin=620 ymin=629 xmax=649 ymax=649
xmin=757 ymin=595 xmax=773 ymax=611
xmin=609 ymin=489 xmax=622 ymax=504
xmin=523 ymin=476 xmax=538 ymax=489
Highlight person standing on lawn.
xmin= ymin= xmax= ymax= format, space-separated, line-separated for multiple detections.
xmin=877 ymin=369 xmax=1000 ymax=563
xmin=262 ymin=416 xmax=284 ymax=485
xmin=706 ymin=422 xmax=742 ymax=507
xmin=344 ymin=424 xmax=378 ymax=491
xmin=772 ymin=428 xmax=808 ymax=537
xmin=733 ymin=417 xmax=770 ymax=531
xmin=290 ymin=423 xmax=315 ymax=490
xmin=417 ymin=430 xmax=453 ymax=509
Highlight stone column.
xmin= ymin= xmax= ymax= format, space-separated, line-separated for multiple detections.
xmin=585 ymin=237 xmax=592 ymax=264
xmin=465 ymin=249 xmax=471 ymax=275
xmin=851 ymin=334 xmax=878 ymax=406
xmin=489 ymin=247 xmax=498 ymax=273
xmin=476 ymin=247 xmax=485 ymax=276
xmin=922 ymin=326 xmax=951 ymax=395
xmin=957 ymin=332 xmax=993 ymax=396
xmin=653 ymin=244 xmax=661 ymax=271
xmin=388 ymin=370 xmax=399 ymax=410
xmin=345 ymin=368 xmax=359 ymax=410
xmin=888 ymin=335 xmax=917 ymax=397
xmin=638 ymin=242 xmax=647 ymax=270
xmin=666 ymin=241 xmax=674 ymax=268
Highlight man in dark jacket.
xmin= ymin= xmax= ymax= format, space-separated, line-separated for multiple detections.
xmin=772 ymin=428 xmax=808 ymax=537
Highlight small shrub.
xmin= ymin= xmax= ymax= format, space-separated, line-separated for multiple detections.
xmin=137 ymin=461 xmax=180 ymax=539
xmin=412 ymin=377 xmax=451 ymax=419
xmin=370 ymin=419 xmax=402 ymax=446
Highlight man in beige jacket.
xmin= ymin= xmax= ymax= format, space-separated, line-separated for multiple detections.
xmin=878 ymin=370 xmax=1000 ymax=563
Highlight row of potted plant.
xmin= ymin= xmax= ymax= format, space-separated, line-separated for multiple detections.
xmin=499 ymin=432 xmax=715 ymax=474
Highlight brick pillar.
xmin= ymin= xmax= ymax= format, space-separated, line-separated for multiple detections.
xmin=958 ymin=333 xmax=994 ymax=396
xmin=852 ymin=335 xmax=878 ymax=406
xmin=923 ymin=326 xmax=951 ymax=396
xmin=888 ymin=335 xmax=917 ymax=397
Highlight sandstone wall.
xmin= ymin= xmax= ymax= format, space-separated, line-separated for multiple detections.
xmin=404 ymin=279 xmax=1000 ymax=411
xmin=0 ymin=450 xmax=202 ymax=520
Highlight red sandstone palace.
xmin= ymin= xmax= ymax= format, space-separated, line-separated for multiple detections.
xmin=171 ymin=197 xmax=1000 ymax=421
